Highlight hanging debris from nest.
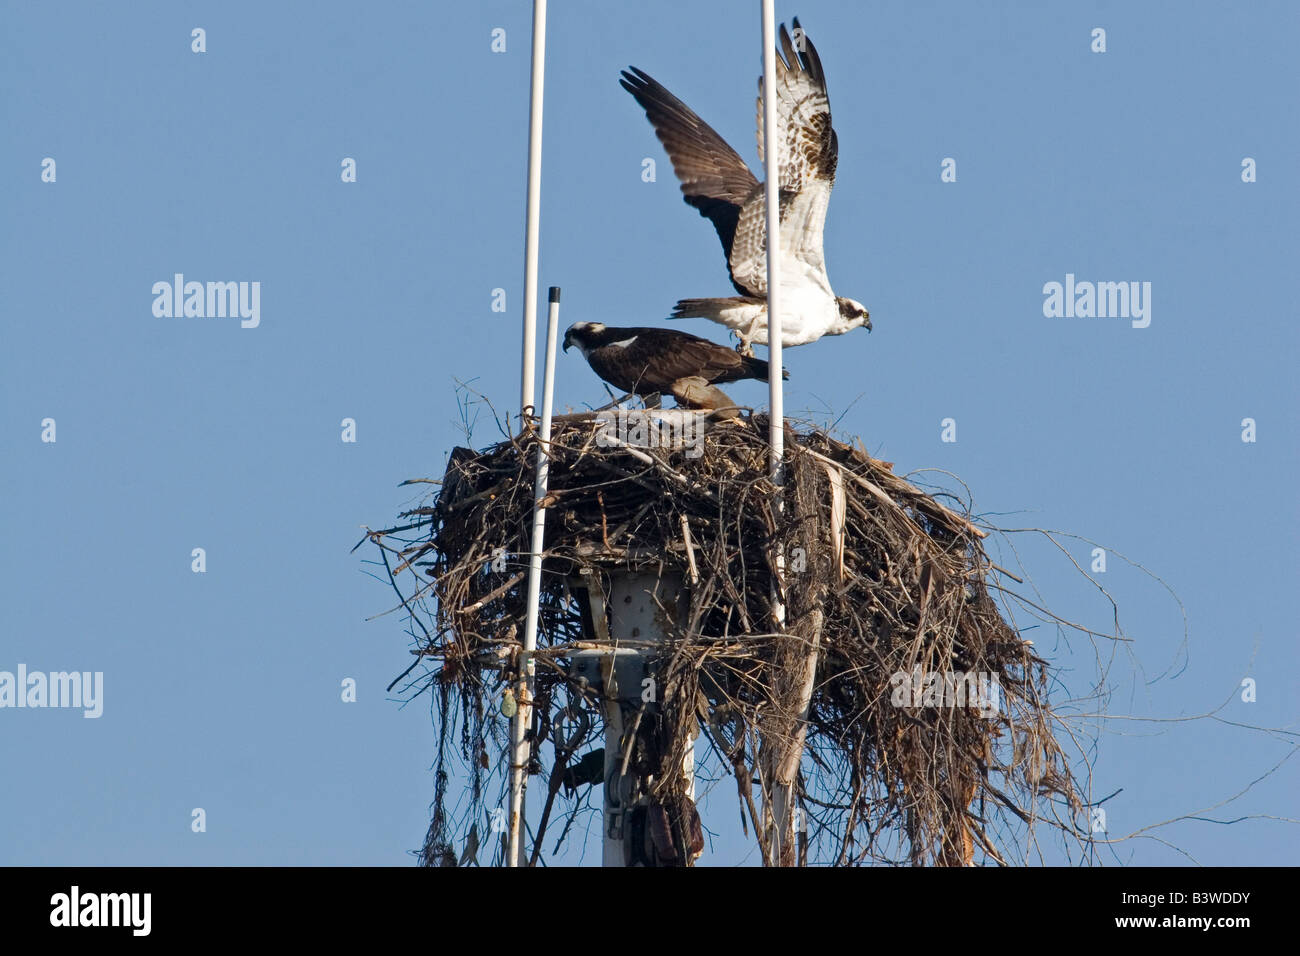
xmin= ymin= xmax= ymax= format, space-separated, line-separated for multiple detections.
xmin=364 ymin=411 xmax=1094 ymax=866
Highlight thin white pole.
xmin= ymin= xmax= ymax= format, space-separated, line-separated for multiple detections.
xmin=507 ymin=286 xmax=561 ymax=866
xmin=760 ymin=0 xmax=791 ymax=865
xmin=519 ymin=0 xmax=548 ymax=418
xmin=761 ymin=0 xmax=784 ymax=593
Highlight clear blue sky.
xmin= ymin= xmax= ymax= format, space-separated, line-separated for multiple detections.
xmin=2 ymin=0 xmax=1296 ymax=865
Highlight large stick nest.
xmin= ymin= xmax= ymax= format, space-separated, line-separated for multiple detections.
xmin=366 ymin=411 xmax=1091 ymax=866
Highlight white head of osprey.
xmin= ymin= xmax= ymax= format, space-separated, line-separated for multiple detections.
xmin=1042 ymin=274 xmax=1151 ymax=329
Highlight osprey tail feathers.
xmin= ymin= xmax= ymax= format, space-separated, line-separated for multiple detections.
xmin=736 ymin=353 xmax=788 ymax=382
xmin=670 ymin=296 xmax=767 ymax=329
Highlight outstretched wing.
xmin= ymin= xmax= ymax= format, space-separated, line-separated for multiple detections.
xmin=621 ymin=67 xmax=761 ymax=294
xmin=731 ymin=18 xmax=838 ymax=294
xmin=756 ymin=19 xmax=837 ymax=195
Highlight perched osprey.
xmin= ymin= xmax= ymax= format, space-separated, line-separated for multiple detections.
xmin=621 ymin=18 xmax=870 ymax=352
xmin=562 ymin=322 xmax=785 ymax=408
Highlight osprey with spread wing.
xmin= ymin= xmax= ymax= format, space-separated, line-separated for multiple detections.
xmin=621 ymin=18 xmax=870 ymax=352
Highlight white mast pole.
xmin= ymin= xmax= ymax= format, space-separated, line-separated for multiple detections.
xmin=761 ymin=0 xmax=784 ymax=615
xmin=519 ymin=0 xmax=548 ymax=419
xmin=508 ymin=287 xmax=561 ymax=866
xmin=760 ymin=0 xmax=792 ymax=865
